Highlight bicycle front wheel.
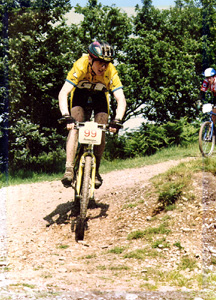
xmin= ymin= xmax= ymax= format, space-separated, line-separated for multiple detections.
xmin=75 ymin=155 xmax=92 ymax=241
xmin=199 ymin=121 xmax=215 ymax=157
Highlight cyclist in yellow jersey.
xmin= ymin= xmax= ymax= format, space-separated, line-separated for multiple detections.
xmin=58 ymin=41 xmax=127 ymax=188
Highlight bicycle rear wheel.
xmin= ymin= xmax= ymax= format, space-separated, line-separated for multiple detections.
xmin=199 ymin=121 xmax=215 ymax=157
xmin=75 ymin=155 xmax=92 ymax=241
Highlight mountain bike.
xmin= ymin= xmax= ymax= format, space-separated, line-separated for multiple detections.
xmin=199 ymin=103 xmax=216 ymax=157
xmin=58 ymin=116 xmax=122 ymax=241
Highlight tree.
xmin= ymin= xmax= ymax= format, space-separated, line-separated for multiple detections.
xmin=6 ymin=0 xmax=71 ymax=172
xmin=122 ymin=0 xmax=203 ymax=124
xmin=199 ymin=0 xmax=216 ymax=71
xmin=0 ymin=0 xmax=10 ymax=176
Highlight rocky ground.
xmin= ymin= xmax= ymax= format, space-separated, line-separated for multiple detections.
xmin=0 ymin=157 xmax=216 ymax=299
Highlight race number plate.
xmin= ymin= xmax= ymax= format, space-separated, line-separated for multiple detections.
xmin=78 ymin=121 xmax=102 ymax=145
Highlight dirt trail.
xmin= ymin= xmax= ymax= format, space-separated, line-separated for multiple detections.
xmin=0 ymin=157 xmax=215 ymax=299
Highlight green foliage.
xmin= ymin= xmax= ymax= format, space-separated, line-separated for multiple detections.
xmin=153 ymin=172 xmax=186 ymax=209
xmin=123 ymin=0 xmax=203 ymax=123
xmin=108 ymin=246 xmax=126 ymax=254
xmin=127 ymin=223 xmax=170 ymax=240
xmin=151 ymin=159 xmax=202 ymax=212
xmin=173 ymin=241 xmax=184 ymax=250
xmin=202 ymin=157 xmax=216 ymax=175
xmin=158 ymin=183 xmax=183 ymax=207
xmin=0 ymin=0 xmax=215 ymax=174
xmin=178 ymin=255 xmax=198 ymax=271
xmin=9 ymin=115 xmax=65 ymax=172
xmin=105 ymin=118 xmax=199 ymax=160
xmin=151 ymin=238 xmax=170 ymax=249
xmin=2 ymin=0 xmax=72 ymax=173
xmin=123 ymin=248 xmax=160 ymax=260
xmin=57 ymin=244 xmax=70 ymax=249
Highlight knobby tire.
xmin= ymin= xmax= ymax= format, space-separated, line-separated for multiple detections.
xmin=75 ymin=155 xmax=92 ymax=241
xmin=199 ymin=121 xmax=215 ymax=157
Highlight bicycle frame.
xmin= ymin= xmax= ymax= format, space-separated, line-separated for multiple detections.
xmin=208 ymin=118 xmax=215 ymax=137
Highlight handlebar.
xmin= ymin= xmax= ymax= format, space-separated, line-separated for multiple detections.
xmin=58 ymin=116 xmax=123 ymax=130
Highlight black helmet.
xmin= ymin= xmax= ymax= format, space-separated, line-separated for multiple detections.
xmin=88 ymin=41 xmax=115 ymax=62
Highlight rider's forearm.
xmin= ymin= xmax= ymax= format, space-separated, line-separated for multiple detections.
xmin=115 ymin=100 xmax=126 ymax=120
xmin=113 ymin=89 xmax=127 ymax=120
xmin=59 ymin=94 xmax=69 ymax=116
xmin=59 ymin=95 xmax=75 ymax=131
xmin=58 ymin=82 xmax=74 ymax=116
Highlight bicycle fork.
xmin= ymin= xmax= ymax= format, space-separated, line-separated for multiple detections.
xmin=206 ymin=121 xmax=214 ymax=141
xmin=76 ymin=152 xmax=96 ymax=199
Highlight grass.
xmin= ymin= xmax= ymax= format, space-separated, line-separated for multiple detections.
xmin=122 ymin=203 xmax=138 ymax=210
xmin=1 ymin=142 xmax=200 ymax=187
xmin=56 ymin=244 xmax=69 ymax=250
xmin=108 ymin=246 xmax=126 ymax=254
xmin=100 ymin=142 xmax=199 ymax=174
xmin=109 ymin=265 xmax=130 ymax=271
xmin=0 ymin=170 xmax=63 ymax=187
xmin=173 ymin=241 xmax=184 ymax=250
xmin=127 ymin=222 xmax=171 ymax=241
xmin=203 ymin=272 xmax=216 ymax=290
xmin=139 ymin=267 xmax=202 ymax=290
xmin=140 ymin=282 xmax=158 ymax=291
xmin=178 ymin=255 xmax=198 ymax=271
xmin=138 ymin=267 xmax=203 ymax=290
xmin=151 ymin=238 xmax=170 ymax=249
xmin=9 ymin=283 xmax=36 ymax=289
xmin=81 ymin=254 xmax=97 ymax=259
xmin=150 ymin=156 xmax=213 ymax=212
xmin=124 ymin=248 xmax=161 ymax=260
xmin=211 ymin=256 xmax=216 ymax=265
xmin=2 ymin=141 xmax=216 ymax=189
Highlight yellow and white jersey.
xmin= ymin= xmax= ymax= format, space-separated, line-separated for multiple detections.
xmin=66 ymin=54 xmax=123 ymax=93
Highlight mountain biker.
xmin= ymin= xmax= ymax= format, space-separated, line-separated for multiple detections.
xmin=200 ymin=67 xmax=216 ymax=105
xmin=58 ymin=41 xmax=127 ymax=188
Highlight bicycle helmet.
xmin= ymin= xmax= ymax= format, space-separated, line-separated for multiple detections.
xmin=88 ymin=41 xmax=115 ymax=62
xmin=203 ymin=67 xmax=216 ymax=77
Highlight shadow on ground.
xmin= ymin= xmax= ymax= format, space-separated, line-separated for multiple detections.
xmin=43 ymin=199 xmax=109 ymax=226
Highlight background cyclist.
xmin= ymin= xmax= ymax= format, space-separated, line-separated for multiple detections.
xmin=58 ymin=40 xmax=127 ymax=188
xmin=200 ymin=67 xmax=216 ymax=105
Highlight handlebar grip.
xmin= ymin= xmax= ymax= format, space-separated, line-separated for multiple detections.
xmin=58 ymin=116 xmax=76 ymax=124
xmin=109 ymin=120 xmax=123 ymax=130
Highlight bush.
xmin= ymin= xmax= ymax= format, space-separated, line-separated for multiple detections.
xmin=9 ymin=116 xmax=66 ymax=173
xmin=104 ymin=118 xmax=199 ymax=160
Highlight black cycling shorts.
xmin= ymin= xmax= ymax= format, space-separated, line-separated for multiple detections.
xmin=71 ymin=88 xmax=109 ymax=115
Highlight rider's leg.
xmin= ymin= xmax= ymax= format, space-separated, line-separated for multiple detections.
xmin=94 ymin=112 xmax=108 ymax=188
xmin=62 ymin=106 xmax=84 ymax=187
